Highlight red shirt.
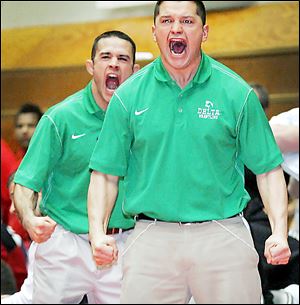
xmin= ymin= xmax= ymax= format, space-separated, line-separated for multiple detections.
xmin=14 ymin=147 xmax=26 ymax=166
xmin=1 ymin=139 xmax=18 ymax=224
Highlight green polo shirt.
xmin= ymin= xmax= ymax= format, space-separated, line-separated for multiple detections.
xmin=14 ymin=81 xmax=134 ymax=233
xmin=89 ymin=52 xmax=283 ymax=222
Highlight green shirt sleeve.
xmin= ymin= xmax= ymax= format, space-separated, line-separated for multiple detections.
xmin=14 ymin=115 xmax=63 ymax=191
xmin=237 ymin=90 xmax=283 ymax=175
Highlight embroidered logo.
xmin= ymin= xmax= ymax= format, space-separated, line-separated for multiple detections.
xmin=197 ymin=101 xmax=221 ymax=120
xmin=135 ymin=108 xmax=149 ymax=116
xmin=71 ymin=133 xmax=86 ymax=140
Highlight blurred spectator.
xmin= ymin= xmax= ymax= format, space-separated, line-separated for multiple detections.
xmin=244 ymin=85 xmax=299 ymax=304
xmin=1 ymin=139 xmax=18 ymax=225
xmin=1 ymin=171 xmax=29 ymax=290
xmin=1 ymin=259 xmax=17 ymax=298
xmin=1 ymin=146 xmax=29 ymax=291
xmin=7 ymin=104 xmax=43 ymax=250
xmin=249 ymin=82 xmax=269 ymax=111
xmin=1 ymin=220 xmax=27 ymax=290
xmin=1 ymin=104 xmax=43 ymax=292
xmin=14 ymin=103 xmax=43 ymax=164
xmin=269 ymin=107 xmax=299 ymax=240
xmin=269 ymin=107 xmax=299 ymax=181
xmin=7 ymin=172 xmax=31 ymax=250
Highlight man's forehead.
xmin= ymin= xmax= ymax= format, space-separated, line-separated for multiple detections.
xmin=17 ymin=113 xmax=39 ymax=122
xmin=97 ymin=37 xmax=131 ymax=52
xmin=158 ymin=1 xmax=198 ymax=16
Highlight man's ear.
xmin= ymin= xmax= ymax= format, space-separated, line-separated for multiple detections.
xmin=85 ymin=59 xmax=94 ymax=76
xmin=133 ymin=63 xmax=140 ymax=73
xmin=152 ymin=25 xmax=157 ymax=43
xmin=202 ymin=24 xmax=209 ymax=43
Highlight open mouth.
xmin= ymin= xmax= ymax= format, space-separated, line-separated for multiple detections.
xmin=169 ymin=39 xmax=187 ymax=55
xmin=106 ymin=74 xmax=120 ymax=90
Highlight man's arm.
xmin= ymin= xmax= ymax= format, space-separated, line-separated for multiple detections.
xmin=256 ymin=166 xmax=291 ymax=265
xmin=87 ymin=171 xmax=119 ymax=267
xmin=13 ymin=184 xmax=56 ymax=243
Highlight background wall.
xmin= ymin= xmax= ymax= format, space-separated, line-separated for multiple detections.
xmin=1 ymin=1 xmax=299 ymax=152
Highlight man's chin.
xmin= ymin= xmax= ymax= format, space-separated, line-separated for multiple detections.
xmin=104 ymin=90 xmax=114 ymax=102
xmin=21 ymin=142 xmax=29 ymax=150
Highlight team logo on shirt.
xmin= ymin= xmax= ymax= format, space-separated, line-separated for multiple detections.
xmin=71 ymin=133 xmax=86 ymax=139
xmin=197 ymin=101 xmax=221 ymax=120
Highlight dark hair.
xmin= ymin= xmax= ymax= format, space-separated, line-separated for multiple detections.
xmin=154 ymin=1 xmax=206 ymax=25
xmin=1 ymin=259 xmax=17 ymax=295
xmin=91 ymin=30 xmax=136 ymax=64
xmin=7 ymin=171 xmax=16 ymax=189
xmin=15 ymin=103 xmax=43 ymax=126
xmin=249 ymin=83 xmax=269 ymax=110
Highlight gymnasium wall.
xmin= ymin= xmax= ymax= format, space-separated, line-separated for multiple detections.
xmin=1 ymin=2 xmax=299 ymax=151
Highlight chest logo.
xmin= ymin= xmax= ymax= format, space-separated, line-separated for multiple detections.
xmin=198 ymin=101 xmax=221 ymax=120
xmin=72 ymin=133 xmax=86 ymax=140
xmin=135 ymin=108 xmax=149 ymax=116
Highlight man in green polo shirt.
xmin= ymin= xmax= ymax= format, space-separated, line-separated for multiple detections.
xmin=87 ymin=1 xmax=292 ymax=304
xmin=13 ymin=30 xmax=139 ymax=304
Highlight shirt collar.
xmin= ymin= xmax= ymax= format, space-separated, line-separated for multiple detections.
xmin=154 ymin=51 xmax=212 ymax=85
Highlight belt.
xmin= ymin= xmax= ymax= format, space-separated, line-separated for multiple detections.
xmin=136 ymin=213 xmax=240 ymax=224
xmin=106 ymin=227 xmax=131 ymax=235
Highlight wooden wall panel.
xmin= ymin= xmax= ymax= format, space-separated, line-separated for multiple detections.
xmin=2 ymin=50 xmax=298 ymax=149
xmin=3 ymin=52 xmax=297 ymax=116
xmin=1 ymin=67 xmax=90 ymax=112
xmin=218 ymin=52 xmax=299 ymax=94
xmin=1 ymin=67 xmax=90 ymax=151
xmin=205 ymin=2 xmax=299 ymax=57
xmin=1 ymin=2 xmax=299 ymax=148
xmin=1 ymin=3 xmax=298 ymax=70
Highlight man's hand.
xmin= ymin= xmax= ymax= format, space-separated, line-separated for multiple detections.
xmin=264 ymin=234 xmax=291 ymax=265
xmin=23 ymin=215 xmax=57 ymax=243
xmin=90 ymin=234 xmax=118 ymax=268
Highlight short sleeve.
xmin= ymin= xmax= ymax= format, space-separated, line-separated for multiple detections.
xmin=14 ymin=115 xmax=63 ymax=191
xmin=237 ymin=90 xmax=283 ymax=175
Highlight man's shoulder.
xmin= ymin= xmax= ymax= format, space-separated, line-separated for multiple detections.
xmin=207 ymin=54 xmax=250 ymax=90
xmin=44 ymin=88 xmax=85 ymax=118
xmin=118 ymin=61 xmax=156 ymax=92
xmin=111 ymin=61 xmax=156 ymax=110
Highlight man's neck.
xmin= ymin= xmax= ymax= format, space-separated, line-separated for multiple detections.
xmin=163 ymin=56 xmax=201 ymax=89
xmin=91 ymin=81 xmax=108 ymax=111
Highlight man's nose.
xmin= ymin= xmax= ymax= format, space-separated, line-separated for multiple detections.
xmin=20 ymin=125 xmax=29 ymax=134
xmin=171 ymin=20 xmax=183 ymax=34
xmin=109 ymin=57 xmax=119 ymax=69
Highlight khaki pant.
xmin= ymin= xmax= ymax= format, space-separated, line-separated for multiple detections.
xmin=121 ymin=216 xmax=262 ymax=304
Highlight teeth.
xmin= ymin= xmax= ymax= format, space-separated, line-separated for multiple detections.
xmin=106 ymin=74 xmax=119 ymax=90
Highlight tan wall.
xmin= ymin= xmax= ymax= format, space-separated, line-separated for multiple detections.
xmin=1 ymin=2 xmax=299 ymax=150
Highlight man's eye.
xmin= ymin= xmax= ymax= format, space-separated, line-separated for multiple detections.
xmin=162 ymin=19 xmax=172 ymax=24
xmin=182 ymin=20 xmax=192 ymax=24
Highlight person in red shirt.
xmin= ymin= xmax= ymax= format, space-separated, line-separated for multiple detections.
xmin=1 ymin=139 xmax=27 ymax=290
xmin=1 ymin=104 xmax=42 ymax=291
xmin=1 ymin=139 xmax=18 ymax=225
xmin=14 ymin=103 xmax=43 ymax=164
xmin=7 ymin=104 xmax=44 ymax=249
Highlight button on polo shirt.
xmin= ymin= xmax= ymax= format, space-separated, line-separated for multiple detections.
xmin=14 ymin=81 xmax=134 ymax=233
xmin=90 ymin=53 xmax=283 ymax=222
